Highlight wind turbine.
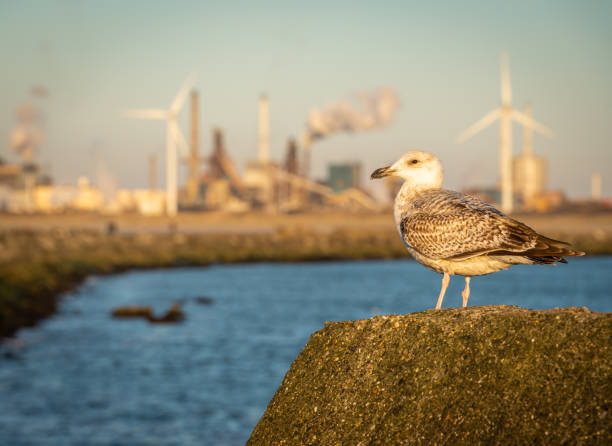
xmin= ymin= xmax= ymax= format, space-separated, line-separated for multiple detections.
xmin=456 ymin=52 xmax=553 ymax=213
xmin=124 ymin=73 xmax=196 ymax=217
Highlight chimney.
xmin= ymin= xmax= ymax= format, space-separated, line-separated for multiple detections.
xmin=210 ymin=127 xmax=225 ymax=180
xmin=258 ymin=93 xmax=269 ymax=163
xmin=591 ymin=173 xmax=602 ymax=201
xmin=301 ymin=131 xmax=311 ymax=179
xmin=148 ymin=153 xmax=157 ymax=191
xmin=187 ymin=90 xmax=200 ymax=203
xmin=284 ymin=138 xmax=299 ymax=175
xmin=214 ymin=127 xmax=224 ymax=154
xmin=522 ymin=104 xmax=534 ymax=157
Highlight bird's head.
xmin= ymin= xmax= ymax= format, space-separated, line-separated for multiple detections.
xmin=370 ymin=151 xmax=443 ymax=190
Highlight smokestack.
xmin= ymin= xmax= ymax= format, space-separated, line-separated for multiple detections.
xmin=284 ymin=138 xmax=299 ymax=175
xmin=258 ymin=93 xmax=269 ymax=163
xmin=522 ymin=104 xmax=534 ymax=157
xmin=187 ymin=90 xmax=200 ymax=204
xmin=591 ymin=172 xmax=602 ymax=201
xmin=214 ymin=127 xmax=224 ymax=154
xmin=210 ymin=127 xmax=225 ymax=180
xmin=148 ymin=153 xmax=157 ymax=191
xmin=301 ymin=131 xmax=311 ymax=178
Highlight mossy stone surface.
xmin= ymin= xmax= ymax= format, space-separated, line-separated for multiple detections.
xmin=248 ymin=306 xmax=612 ymax=445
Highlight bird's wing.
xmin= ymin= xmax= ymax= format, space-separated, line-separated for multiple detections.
xmin=399 ymin=190 xmax=539 ymax=260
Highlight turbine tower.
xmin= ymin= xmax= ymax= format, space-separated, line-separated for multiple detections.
xmin=456 ymin=52 xmax=553 ymax=213
xmin=186 ymin=90 xmax=201 ymax=205
xmin=258 ymin=93 xmax=269 ymax=163
xmin=124 ymin=73 xmax=196 ymax=216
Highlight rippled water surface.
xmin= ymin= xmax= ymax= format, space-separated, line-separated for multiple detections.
xmin=1 ymin=257 xmax=611 ymax=445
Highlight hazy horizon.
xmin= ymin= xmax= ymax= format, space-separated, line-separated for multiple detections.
xmin=1 ymin=0 xmax=611 ymax=199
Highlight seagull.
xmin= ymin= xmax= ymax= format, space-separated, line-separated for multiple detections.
xmin=371 ymin=151 xmax=584 ymax=309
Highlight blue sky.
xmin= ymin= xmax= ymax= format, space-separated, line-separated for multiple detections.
xmin=1 ymin=0 xmax=611 ymax=197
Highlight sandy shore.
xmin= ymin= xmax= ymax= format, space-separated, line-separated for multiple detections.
xmin=1 ymin=210 xmax=611 ymax=238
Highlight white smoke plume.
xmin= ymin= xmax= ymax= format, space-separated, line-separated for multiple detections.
xmin=10 ymin=104 xmax=45 ymax=162
xmin=31 ymin=86 xmax=49 ymax=98
xmin=303 ymin=87 xmax=398 ymax=145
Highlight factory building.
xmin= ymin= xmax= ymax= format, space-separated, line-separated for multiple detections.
xmin=1 ymin=90 xmax=380 ymax=215
xmin=0 ymin=159 xmax=21 ymax=188
xmin=513 ymin=154 xmax=547 ymax=206
xmin=512 ymin=105 xmax=549 ymax=210
xmin=199 ymin=127 xmax=249 ymax=212
xmin=328 ymin=162 xmax=362 ymax=193
xmin=115 ymin=189 xmax=166 ymax=216
xmin=243 ymin=161 xmax=276 ymax=207
xmin=0 ymin=159 xmax=53 ymax=212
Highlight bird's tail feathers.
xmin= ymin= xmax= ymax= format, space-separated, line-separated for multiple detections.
xmin=489 ymin=233 xmax=584 ymax=264
xmin=515 ymin=233 xmax=584 ymax=257
xmin=526 ymin=255 xmax=568 ymax=265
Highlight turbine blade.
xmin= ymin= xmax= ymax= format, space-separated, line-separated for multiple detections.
xmin=123 ymin=109 xmax=167 ymax=120
xmin=456 ymin=108 xmax=502 ymax=143
xmin=500 ymin=51 xmax=512 ymax=106
xmin=511 ymin=110 xmax=554 ymax=138
xmin=170 ymin=72 xmax=197 ymax=114
xmin=170 ymin=121 xmax=189 ymax=157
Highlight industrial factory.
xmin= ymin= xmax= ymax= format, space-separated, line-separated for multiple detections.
xmin=177 ymin=91 xmax=379 ymax=214
xmin=1 ymin=85 xmax=380 ymax=215
xmin=1 ymin=55 xmax=608 ymax=216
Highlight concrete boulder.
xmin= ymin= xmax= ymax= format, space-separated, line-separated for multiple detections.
xmin=248 ymin=306 xmax=611 ymax=445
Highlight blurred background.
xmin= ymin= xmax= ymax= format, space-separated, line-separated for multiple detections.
xmin=1 ymin=1 xmax=611 ymax=445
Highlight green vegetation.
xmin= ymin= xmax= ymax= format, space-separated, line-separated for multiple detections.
xmin=558 ymin=233 xmax=612 ymax=255
xmin=248 ymin=306 xmax=612 ymax=445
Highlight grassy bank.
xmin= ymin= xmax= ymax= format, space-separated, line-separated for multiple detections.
xmin=1 ymin=217 xmax=610 ymax=339
xmin=0 ymin=228 xmax=406 ymax=338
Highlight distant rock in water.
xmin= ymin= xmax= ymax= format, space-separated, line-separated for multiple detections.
xmin=194 ymin=296 xmax=214 ymax=305
xmin=2 ymin=350 xmax=19 ymax=360
xmin=111 ymin=303 xmax=185 ymax=324
xmin=111 ymin=306 xmax=153 ymax=318
xmin=248 ymin=306 xmax=612 ymax=445
xmin=148 ymin=303 xmax=185 ymax=324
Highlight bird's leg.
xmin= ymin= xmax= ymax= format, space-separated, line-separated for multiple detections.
xmin=462 ymin=277 xmax=471 ymax=308
xmin=435 ymin=273 xmax=450 ymax=310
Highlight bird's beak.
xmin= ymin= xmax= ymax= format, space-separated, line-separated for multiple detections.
xmin=370 ymin=166 xmax=395 ymax=179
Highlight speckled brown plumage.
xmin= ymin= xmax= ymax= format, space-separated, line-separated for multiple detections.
xmin=398 ymin=189 xmax=580 ymax=264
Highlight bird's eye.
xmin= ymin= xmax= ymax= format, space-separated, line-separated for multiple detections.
xmin=410 ymin=159 xmax=419 ymax=165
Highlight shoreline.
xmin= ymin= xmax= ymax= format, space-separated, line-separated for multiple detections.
xmin=2 ymin=211 xmax=611 ymax=339
xmin=0 ymin=228 xmax=407 ymax=338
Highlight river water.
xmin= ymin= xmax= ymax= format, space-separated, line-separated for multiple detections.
xmin=1 ymin=257 xmax=611 ymax=445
